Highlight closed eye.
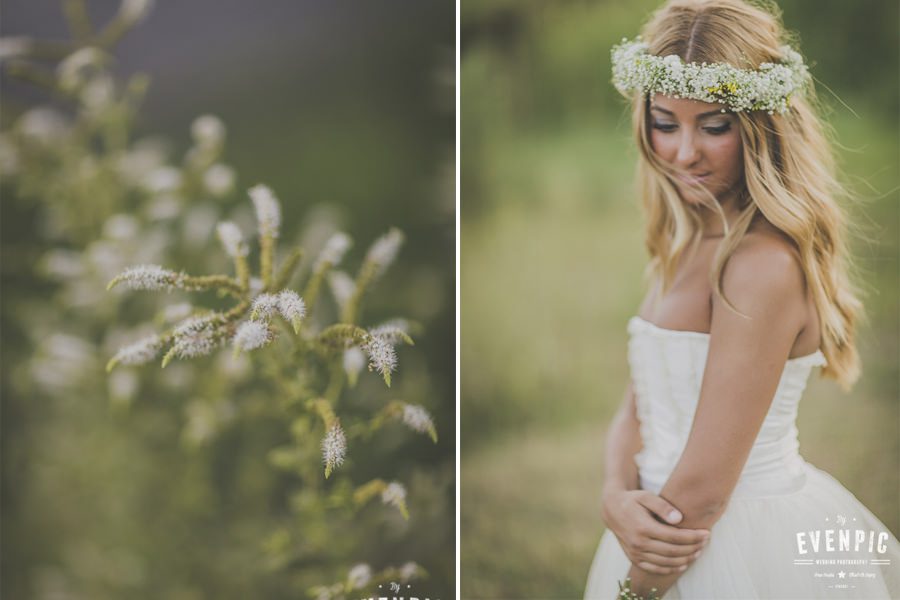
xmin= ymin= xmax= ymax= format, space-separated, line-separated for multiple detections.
xmin=652 ymin=122 xmax=732 ymax=135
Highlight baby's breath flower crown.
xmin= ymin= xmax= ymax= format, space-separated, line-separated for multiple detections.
xmin=611 ymin=36 xmax=811 ymax=115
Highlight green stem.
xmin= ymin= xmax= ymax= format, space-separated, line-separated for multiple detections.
xmin=260 ymin=234 xmax=274 ymax=290
xmin=272 ymin=247 xmax=303 ymax=291
xmin=62 ymin=0 xmax=93 ymax=43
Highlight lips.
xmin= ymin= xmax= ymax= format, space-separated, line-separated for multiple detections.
xmin=676 ymin=172 xmax=710 ymax=185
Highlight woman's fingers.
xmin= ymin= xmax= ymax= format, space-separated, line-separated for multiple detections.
xmin=636 ymin=561 xmax=689 ymax=575
xmin=636 ymin=548 xmax=703 ymax=568
xmin=642 ymin=519 xmax=710 ymax=545
xmin=637 ymin=536 xmax=707 ymax=558
xmin=637 ymin=491 xmax=684 ymax=525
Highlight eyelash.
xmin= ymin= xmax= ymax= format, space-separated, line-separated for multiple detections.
xmin=652 ymin=123 xmax=731 ymax=135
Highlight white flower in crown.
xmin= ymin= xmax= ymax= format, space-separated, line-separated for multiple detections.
xmin=662 ymin=54 xmax=683 ymax=77
xmin=610 ymin=36 xmax=811 ymax=115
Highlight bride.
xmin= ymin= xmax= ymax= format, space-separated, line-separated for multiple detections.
xmin=583 ymin=0 xmax=900 ymax=598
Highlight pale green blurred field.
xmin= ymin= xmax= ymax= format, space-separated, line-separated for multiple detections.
xmin=460 ymin=2 xmax=899 ymax=591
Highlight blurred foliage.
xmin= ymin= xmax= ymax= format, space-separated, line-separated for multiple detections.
xmin=460 ymin=0 xmax=898 ymax=597
xmin=1 ymin=2 xmax=454 ymax=599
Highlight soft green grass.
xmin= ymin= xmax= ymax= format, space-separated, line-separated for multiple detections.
xmin=461 ymin=423 xmax=608 ymax=599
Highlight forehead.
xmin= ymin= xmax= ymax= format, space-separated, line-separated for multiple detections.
xmin=650 ymin=93 xmax=730 ymax=118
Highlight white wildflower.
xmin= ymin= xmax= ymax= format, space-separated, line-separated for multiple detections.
xmin=18 ymin=107 xmax=69 ymax=144
xmin=142 ymin=166 xmax=182 ymax=194
xmin=171 ymin=315 xmax=222 ymax=359
xmin=146 ymin=195 xmax=181 ymax=221
xmin=249 ymin=184 xmax=281 ymax=239
xmin=103 ymin=213 xmax=139 ymax=240
xmin=381 ymin=481 xmax=406 ymax=507
xmin=399 ymin=561 xmax=419 ymax=581
xmin=369 ymin=318 xmax=411 ymax=344
xmin=109 ymin=264 xmax=183 ymax=291
xmin=248 ymin=277 xmax=264 ymax=297
xmin=250 ymin=293 xmax=280 ymax=320
xmin=363 ymin=334 xmax=397 ymax=386
xmin=233 ymin=320 xmax=273 ymax=352
xmin=117 ymin=0 xmax=154 ymax=25
xmin=216 ymin=221 xmax=248 ymax=258
xmin=109 ymin=334 xmax=164 ymax=367
xmin=365 ymin=227 xmax=404 ymax=276
xmin=311 ymin=584 xmax=343 ymax=600
xmin=31 ymin=334 xmax=95 ymax=393
xmin=276 ymin=290 xmax=305 ymax=332
xmin=314 ymin=232 xmax=352 ymax=270
xmin=347 ymin=563 xmax=372 ymax=589
xmin=402 ymin=404 xmax=434 ymax=435
xmin=0 ymin=36 xmax=32 ymax=60
xmin=39 ymin=249 xmax=84 ymax=279
xmin=57 ymin=47 xmax=105 ymax=91
xmin=328 ymin=270 xmax=356 ymax=311
xmin=190 ymin=114 xmax=225 ymax=148
xmin=80 ymin=74 xmax=115 ymax=111
xmin=203 ymin=163 xmax=235 ymax=197
xmin=321 ymin=423 xmax=346 ymax=478
xmin=381 ymin=481 xmax=409 ymax=519
xmin=343 ymin=346 xmax=365 ymax=381
xmin=115 ymin=138 xmax=167 ymax=184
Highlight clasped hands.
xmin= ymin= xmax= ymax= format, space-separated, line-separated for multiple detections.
xmin=602 ymin=486 xmax=710 ymax=580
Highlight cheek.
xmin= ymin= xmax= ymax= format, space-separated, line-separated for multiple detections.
xmin=710 ymin=135 xmax=743 ymax=178
xmin=649 ymin=131 xmax=677 ymax=158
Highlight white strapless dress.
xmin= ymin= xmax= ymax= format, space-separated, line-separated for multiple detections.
xmin=584 ymin=316 xmax=900 ymax=599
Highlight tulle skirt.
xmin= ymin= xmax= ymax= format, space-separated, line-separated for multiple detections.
xmin=583 ymin=462 xmax=900 ymax=599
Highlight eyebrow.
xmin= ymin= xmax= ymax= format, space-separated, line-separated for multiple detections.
xmin=650 ymin=105 xmax=730 ymax=119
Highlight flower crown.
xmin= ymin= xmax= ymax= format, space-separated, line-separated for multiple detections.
xmin=610 ymin=36 xmax=811 ymax=115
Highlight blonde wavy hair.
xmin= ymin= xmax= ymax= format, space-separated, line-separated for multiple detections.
xmin=625 ymin=0 xmax=865 ymax=390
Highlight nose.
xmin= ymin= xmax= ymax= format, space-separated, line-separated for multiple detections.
xmin=675 ymin=128 xmax=701 ymax=167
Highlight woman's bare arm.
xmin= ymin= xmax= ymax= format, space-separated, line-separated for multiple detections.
xmin=626 ymin=236 xmax=809 ymax=597
xmin=601 ymin=381 xmax=642 ymax=496
xmin=601 ymin=379 xmax=711 ymax=576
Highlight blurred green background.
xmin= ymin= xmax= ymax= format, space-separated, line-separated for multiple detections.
xmin=460 ymin=0 xmax=899 ymax=597
xmin=1 ymin=1 xmax=454 ymax=598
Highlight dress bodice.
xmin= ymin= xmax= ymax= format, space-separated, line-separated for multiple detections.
xmin=628 ymin=315 xmax=827 ymax=498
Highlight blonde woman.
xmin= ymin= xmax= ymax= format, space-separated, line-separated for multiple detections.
xmin=583 ymin=0 xmax=900 ymax=598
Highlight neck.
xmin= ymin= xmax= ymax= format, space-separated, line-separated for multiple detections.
xmin=698 ymin=187 xmax=744 ymax=237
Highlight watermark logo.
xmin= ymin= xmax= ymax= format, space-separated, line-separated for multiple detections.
xmin=359 ymin=581 xmax=440 ymax=600
xmin=792 ymin=513 xmax=893 ymax=591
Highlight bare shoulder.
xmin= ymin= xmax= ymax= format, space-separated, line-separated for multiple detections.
xmin=718 ymin=225 xmax=807 ymax=322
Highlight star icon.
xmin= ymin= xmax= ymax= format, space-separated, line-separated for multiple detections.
xmin=838 ymin=571 xmax=846 ymax=578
